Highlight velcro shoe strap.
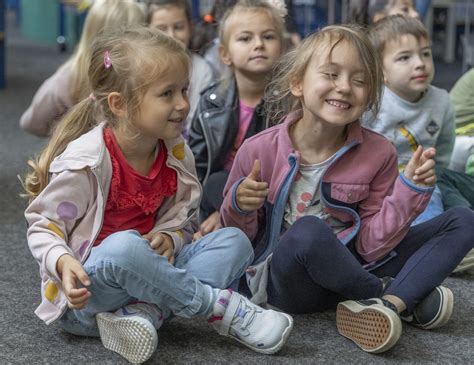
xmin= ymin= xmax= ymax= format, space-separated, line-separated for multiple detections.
xmin=215 ymin=293 xmax=241 ymax=336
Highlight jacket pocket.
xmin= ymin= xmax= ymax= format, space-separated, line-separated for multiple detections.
xmin=330 ymin=183 xmax=370 ymax=204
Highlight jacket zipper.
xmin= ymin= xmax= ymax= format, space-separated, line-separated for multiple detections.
xmin=198 ymin=113 xmax=213 ymax=185
xmin=318 ymin=142 xmax=361 ymax=245
xmin=253 ymin=154 xmax=299 ymax=264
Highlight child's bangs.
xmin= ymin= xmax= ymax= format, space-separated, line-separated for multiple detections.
xmin=132 ymin=46 xmax=191 ymax=96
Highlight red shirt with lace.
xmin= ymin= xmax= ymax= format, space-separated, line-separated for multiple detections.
xmin=94 ymin=128 xmax=177 ymax=246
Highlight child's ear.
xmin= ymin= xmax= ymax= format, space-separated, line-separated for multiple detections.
xmin=107 ymin=92 xmax=127 ymax=119
xmin=219 ymin=45 xmax=232 ymax=66
xmin=289 ymin=76 xmax=303 ymax=97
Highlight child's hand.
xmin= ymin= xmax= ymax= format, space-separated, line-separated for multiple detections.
xmin=236 ymin=160 xmax=268 ymax=212
xmin=404 ymin=146 xmax=437 ymax=187
xmin=193 ymin=211 xmax=222 ymax=240
xmin=57 ymin=254 xmax=91 ymax=310
xmin=143 ymin=232 xmax=175 ymax=264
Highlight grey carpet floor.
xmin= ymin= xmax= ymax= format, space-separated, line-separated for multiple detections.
xmin=0 ymin=16 xmax=472 ymax=365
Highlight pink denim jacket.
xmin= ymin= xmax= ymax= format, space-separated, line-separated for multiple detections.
xmin=221 ymin=111 xmax=433 ymax=266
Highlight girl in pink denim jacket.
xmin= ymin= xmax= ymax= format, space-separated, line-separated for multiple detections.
xmin=23 ymin=27 xmax=293 ymax=364
xmin=221 ymin=24 xmax=474 ymax=354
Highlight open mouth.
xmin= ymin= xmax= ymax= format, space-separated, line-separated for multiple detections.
xmin=168 ymin=117 xmax=183 ymax=123
xmin=326 ymin=99 xmax=351 ymax=109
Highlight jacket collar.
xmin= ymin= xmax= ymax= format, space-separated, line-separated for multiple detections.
xmin=50 ymin=123 xmax=107 ymax=173
xmin=279 ymin=110 xmax=364 ymax=150
xmin=202 ymin=78 xmax=238 ymax=109
xmin=49 ymin=122 xmax=187 ymax=173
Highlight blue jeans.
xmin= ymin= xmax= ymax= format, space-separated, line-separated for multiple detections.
xmin=60 ymin=228 xmax=253 ymax=337
xmin=267 ymin=208 xmax=474 ymax=314
xmin=411 ymin=184 xmax=444 ymax=226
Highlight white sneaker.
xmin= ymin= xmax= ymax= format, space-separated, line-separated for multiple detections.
xmin=208 ymin=289 xmax=293 ymax=354
xmin=96 ymin=303 xmax=162 ymax=364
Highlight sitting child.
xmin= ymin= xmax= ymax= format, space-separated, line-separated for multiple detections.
xmin=147 ymin=0 xmax=215 ymax=139
xmin=221 ymin=23 xmax=473 ymax=354
xmin=189 ymin=0 xmax=285 ymax=238
xmin=363 ymin=15 xmax=455 ymax=225
xmin=23 ymin=27 xmax=293 ymax=364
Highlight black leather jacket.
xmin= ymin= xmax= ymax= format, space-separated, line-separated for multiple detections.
xmin=188 ymin=80 xmax=267 ymax=184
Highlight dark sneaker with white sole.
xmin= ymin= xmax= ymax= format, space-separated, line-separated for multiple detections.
xmin=337 ymin=298 xmax=402 ymax=353
xmin=401 ymin=286 xmax=453 ymax=330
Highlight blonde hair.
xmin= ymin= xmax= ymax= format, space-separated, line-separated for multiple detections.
xmin=218 ymin=0 xmax=286 ymax=84
xmin=265 ymin=24 xmax=383 ymax=124
xmin=69 ymin=0 xmax=146 ymax=103
xmin=368 ymin=15 xmax=429 ymax=56
xmin=23 ymin=27 xmax=191 ymax=200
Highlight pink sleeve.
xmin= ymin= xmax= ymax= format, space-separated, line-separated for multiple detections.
xmin=355 ymin=144 xmax=433 ymax=262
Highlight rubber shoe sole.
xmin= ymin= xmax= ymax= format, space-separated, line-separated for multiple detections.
xmin=337 ymin=301 xmax=402 ymax=353
xmin=229 ymin=313 xmax=294 ymax=355
xmin=412 ymin=286 xmax=453 ymax=330
xmin=96 ymin=312 xmax=157 ymax=364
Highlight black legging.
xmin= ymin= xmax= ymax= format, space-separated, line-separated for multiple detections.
xmin=267 ymin=207 xmax=474 ymax=314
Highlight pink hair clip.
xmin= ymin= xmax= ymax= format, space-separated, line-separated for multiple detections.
xmin=103 ymin=50 xmax=112 ymax=69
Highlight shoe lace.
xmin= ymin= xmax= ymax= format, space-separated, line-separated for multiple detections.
xmin=233 ymin=298 xmax=260 ymax=332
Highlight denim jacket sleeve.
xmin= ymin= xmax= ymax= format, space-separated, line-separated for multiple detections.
xmin=355 ymin=143 xmax=433 ymax=262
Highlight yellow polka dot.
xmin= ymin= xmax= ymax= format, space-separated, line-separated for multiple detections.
xmin=47 ymin=223 xmax=65 ymax=239
xmin=45 ymin=282 xmax=58 ymax=302
xmin=172 ymin=143 xmax=186 ymax=160
xmin=175 ymin=230 xmax=184 ymax=240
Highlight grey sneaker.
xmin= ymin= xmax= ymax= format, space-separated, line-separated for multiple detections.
xmin=96 ymin=303 xmax=162 ymax=364
xmin=209 ymin=289 xmax=294 ymax=354
xmin=401 ymin=286 xmax=453 ymax=330
xmin=337 ymin=298 xmax=402 ymax=353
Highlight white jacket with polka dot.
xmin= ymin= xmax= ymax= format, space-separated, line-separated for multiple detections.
xmin=25 ymin=122 xmax=201 ymax=324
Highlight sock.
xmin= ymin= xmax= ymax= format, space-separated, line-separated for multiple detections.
xmin=207 ymin=289 xmax=232 ymax=322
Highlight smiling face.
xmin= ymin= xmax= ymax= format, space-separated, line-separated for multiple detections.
xmin=382 ymin=34 xmax=434 ymax=102
xmin=150 ymin=5 xmax=192 ymax=48
xmin=220 ymin=9 xmax=282 ymax=78
xmin=291 ymin=40 xmax=370 ymax=129
xmin=133 ymin=62 xmax=190 ymax=140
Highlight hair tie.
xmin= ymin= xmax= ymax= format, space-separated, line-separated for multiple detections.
xmin=89 ymin=93 xmax=96 ymax=101
xmin=103 ymin=50 xmax=112 ymax=69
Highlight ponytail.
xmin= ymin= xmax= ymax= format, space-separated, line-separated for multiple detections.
xmin=22 ymin=98 xmax=98 ymax=201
